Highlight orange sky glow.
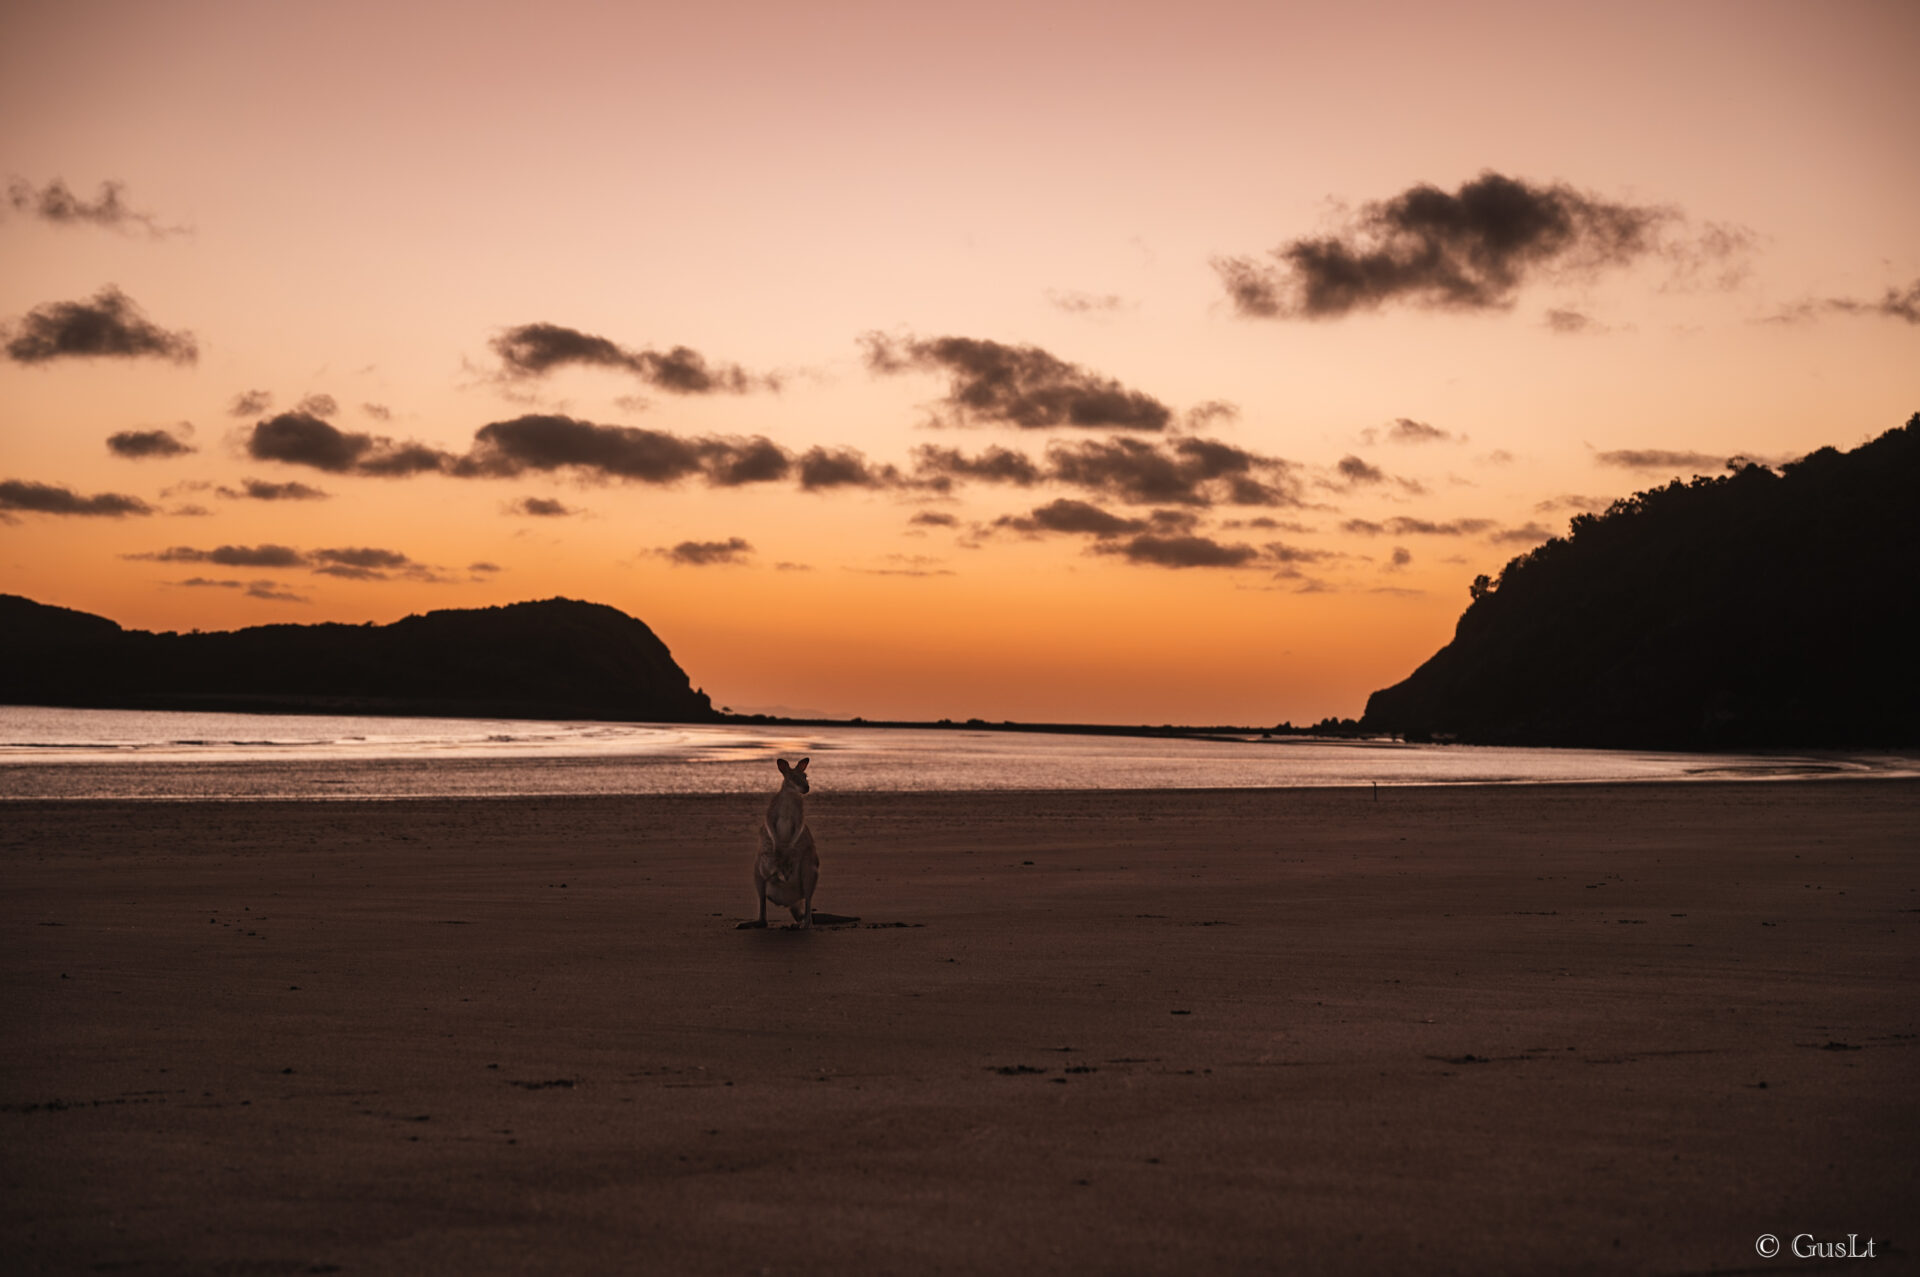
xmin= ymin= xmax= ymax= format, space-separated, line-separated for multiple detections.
xmin=3 ymin=0 xmax=1915 ymax=723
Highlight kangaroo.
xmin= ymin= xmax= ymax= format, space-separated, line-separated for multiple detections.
xmin=748 ymin=756 xmax=818 ymax=929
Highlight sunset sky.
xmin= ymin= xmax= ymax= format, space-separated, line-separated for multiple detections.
xmin=2 ymin=0 xmax=1915 ymax=724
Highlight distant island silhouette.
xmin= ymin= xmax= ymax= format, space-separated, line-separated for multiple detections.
xmin=1363 ymin=413 xmax=1919 ymax=749
xmin=0 ymin=596 xmax=717 ymax=723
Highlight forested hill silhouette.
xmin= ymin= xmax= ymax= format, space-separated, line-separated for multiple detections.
xmin=1363 ymin=415 xmax=1920 ymax=749
xmin=0 ymin=596 xmax=717 ymax=722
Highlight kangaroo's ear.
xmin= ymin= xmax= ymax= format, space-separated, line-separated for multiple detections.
xmin=796 ymin=756 xmax=810 ymax=770
xmin=777 ymin=758 xmax=791 ymax=776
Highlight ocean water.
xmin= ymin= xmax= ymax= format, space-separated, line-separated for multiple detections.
xmin=2 ymin=706 xmax=1912 ymax=801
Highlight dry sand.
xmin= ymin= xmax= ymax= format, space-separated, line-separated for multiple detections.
xmin=4 ymin=780 xmax=1916 ymax=1275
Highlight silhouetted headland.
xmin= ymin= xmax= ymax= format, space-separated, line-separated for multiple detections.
xmin=1363 ymin=413 xmax=1920 ymax=749
xmin=0 ymin=596 xmax=717 ymax=722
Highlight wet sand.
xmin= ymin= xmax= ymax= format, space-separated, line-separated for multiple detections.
xmin=4 ymin=781 xmax=1916 ymax=1274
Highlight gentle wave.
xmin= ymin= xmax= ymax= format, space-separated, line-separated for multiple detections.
xmin=1 ymin=705 xmax=1914 ymax=800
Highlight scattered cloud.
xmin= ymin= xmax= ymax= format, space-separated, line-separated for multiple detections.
xmin=1766 ymin=277 xmax=1920 ymax=326
xmin=796 ymin=447 xmax=905 ymax=491
xmin=863 ymin=332 xmax=1172 ymax=430
xmin=1335 ymin=454 xmax=1385 ymax=484
xmin=469 ymin=561 xmax=501 ymax=574
xmin=0 ymin=478 xmax=154 ymax=518
xmin=1361 ymin=417 xmax=1457 ymax=445
xmin=246 ymin=412 xmax=455 ymax=476
xmin=1592 ymin=448 xmax=1731 ymax=472
xmin=1185 ymin=400 xmax=1240 ymax=430
xmin=507 ymin=496 xmax=578 ymax=517
xmin=228 ymin=390 xmax=272 ymax=416
xmin=1534 ymin=493 xmax=1607 ymax=514
xmin=491 ymin=322 xmax=768 ymax=392
xmin=1489 ymin=522 xmax=1555 ymax=545
xmin=850 ymin=553 xmax=956 ymax=577
xmin=1265 ymin=541 xmax=1335 ymax=565
xmin=910 ymin=444 xmax=1045 ymax=489
xmin=1544 ymin=307 xmax=1607 ymax=335
xmin=1092 ymin=533 xmax=1260 ymax=569
xmin=362 ymin=402 xmax=392 ymax=421
xmin=659 ymin=537 xmax=753 ymax=566
xmin=175 ymin=577 xmax=307 ymax=603
xmin=993 ymin=498 xmax=1148 ymax=537
xmin=1387 ymin=546 xmax=1413 ymax=569
xmin=908 ymin=510 xmax=960 ymax=528
xmin=5 ymin=177 xmax=185 ymax=237
xmin=1214 ymin=171 xmax=1736 ymax=319
xmin=131 ymin=544 xmax=307 ymax=567
xmin=1341 ymin=516 xmax=1497 ymax=536
xmin=1044 ymin=435 xmax=1302 ymax=507
xmin=295 ymin=392 xmax=338 ymax=417
xmin=127 ymin=542 xmax=445 ymax=581
xmin=216 ymin=478 xmax=329 ymax=501
xmin=3 ymin=286 xmax=197 ymax=364
xmin=107 ymin=426 xmax=195 ymax=458
xmin=1045 ymin=289 xmax=1130 ymax=315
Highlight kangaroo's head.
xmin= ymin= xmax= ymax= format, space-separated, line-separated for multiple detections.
xmin=776 ymin=756 xmax=811 ymax=794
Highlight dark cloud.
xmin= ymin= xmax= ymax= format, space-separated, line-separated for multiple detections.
xmin=295 ymin=393 xmax=338 ymax=417
xmin=6 ymin=178 xmax=183 ymax=237
xmin=1215 ymin=171 xmax=1689 ymax=319
xmin=1387 ymin=546 xmax=1413 ymax=569
xmin=217 ymin=479 xmax=329 ymax=501
xmin=863 ymin=333 xmax=1172 ymax=430
xmin=1336 ymin=455 xmax=1385 ymax=484
xmin=229 ymin=390 xmax=272 ymax=416
xmin=464 ymin=415 xmax=709 ymax=483
xmin=470 ymin=562 xmax=501 ymax=573
xmin=1592 ymin=448 xmax=1730 ymax=472
xmin=129 ymin=543 xmax=445 ymax=582
xmin=0 ymin=479 xmax=154 ymax=517
xmin=1045 ymin=290 xmax=1129 ymax=314
xmin=994 ymin=498 xmax=1148 ymax=537
xmin=1092 ymin=533 xmax=1260 ymax=569
xmin=362 ymin=402 xmax=393 ymax=421
xmin=797 ymin=447 xmax=903 ymax=491
xmin=308 ymin=547 xmax=422 ymax=581
xmin=1044 ymin=436 xmax=1301 ymax=507
xmin=910 ymin=444 xmax=1045 ymax=489
xmin=107 ymin=427 xmax=195 ymax=458
xmin=490 ymin=323 xmax=764 ymax=392
xmin=175 ymin=577 xmax=307 ymax=603
xmin=246 ymin=412 xmax=456 ymax=475
xmin=3 ymin=286 xmax=197 ymax=364
xmin=704 ymin=436 xmax=792 ymax=486
xmin=909 ymin=510 xmax=959 ymax=528
xmin=508 ymin=496 xmax=578 ymax=517
xmin=130 ymin=544 xmax=307 ymax=567
xmin=1768 ymin=277 xmax=1920 ymax=326
xmin=661 ymin=537 xmax=752 ymax=566
xmin=1341 ymin=516 xmax=1496 ymax=536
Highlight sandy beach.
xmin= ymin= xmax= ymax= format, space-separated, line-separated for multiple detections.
xmin=4 ymin=780 xmax=1915 ymax=1274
